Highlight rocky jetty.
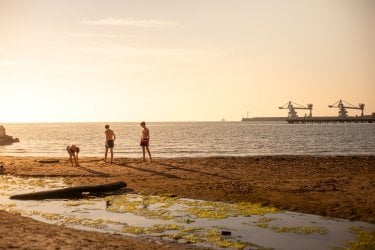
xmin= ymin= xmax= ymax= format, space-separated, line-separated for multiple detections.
xmin=0 ymin=125 xmax=19 ymax=145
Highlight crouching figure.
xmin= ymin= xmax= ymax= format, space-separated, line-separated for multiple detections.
xmin=67 ymin=145 xmax=80 ymax=166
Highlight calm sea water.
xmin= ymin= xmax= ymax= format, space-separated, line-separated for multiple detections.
xmin=1 ymin=122 xmax=374 ymax=158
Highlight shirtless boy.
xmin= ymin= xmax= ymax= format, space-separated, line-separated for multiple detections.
xmin=104 ymin=124 xmax=116 ymax=163
xmin=67 ymin=145 xmax=80 ymax=166
xmin=140 ymin=121 xmax=152 ymax=162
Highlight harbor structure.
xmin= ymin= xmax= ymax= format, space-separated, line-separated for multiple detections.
xmin=287 ymin=100 xmax=373 ymax=124
xmin=328 ymin=100 xmax=365 ymax=118
xmin=279 ymin=101 xmax=313 ymax=119
xmin=242 ymin=100 xmax=375 ymax=123
xmin=286 ymin=115 xmax=375 ymax=124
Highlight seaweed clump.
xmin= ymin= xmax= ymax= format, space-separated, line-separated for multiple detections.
xmin=335 ymin=227 xmax=375 ymax=250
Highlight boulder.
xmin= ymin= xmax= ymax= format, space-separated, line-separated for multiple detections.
xmin=0 ymin=125 xmax=19 ymax=145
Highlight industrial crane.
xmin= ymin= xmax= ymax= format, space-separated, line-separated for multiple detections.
xmin=328 ymin=100 xmax=365 ymax=118
xmin=279 ymin=101 xmax=313 ymax=119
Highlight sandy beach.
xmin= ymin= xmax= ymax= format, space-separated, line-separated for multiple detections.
xmin=0 ymin=155 xmax=374 ymax=249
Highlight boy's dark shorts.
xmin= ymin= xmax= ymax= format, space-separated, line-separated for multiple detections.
xmin=106 ymin=140 xmax=114 ymax=148
xmin=140 ymin=139 xmax=149 ymax=147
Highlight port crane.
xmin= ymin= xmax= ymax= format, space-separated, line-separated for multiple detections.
xmin=328 ymin=100 xmax=365 ymax=118
xmin=279 ymin=101 xmax=313 ymax=119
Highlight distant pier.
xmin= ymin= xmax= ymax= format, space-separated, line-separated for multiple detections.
xmin=242 ymin=100 xmax=375 ymax=124
xmin=286 ymin=115 xmax=375 ymax=124
xmin=241 ymin=115 xmax=375 ymax=124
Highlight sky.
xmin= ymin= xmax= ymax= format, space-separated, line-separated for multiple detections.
xmin=0 ymin=0 xmax=374 ymax=122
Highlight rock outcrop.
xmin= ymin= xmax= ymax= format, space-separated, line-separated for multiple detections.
xmin=0 ymin=125 xmax=19 ymax=145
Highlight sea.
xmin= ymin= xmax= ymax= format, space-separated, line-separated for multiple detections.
xmin=1 ymin=122 xmax=375 ymax=158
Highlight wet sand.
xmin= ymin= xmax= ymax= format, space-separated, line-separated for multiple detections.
xmin=0 ymin=155 xmax=374 ymax=249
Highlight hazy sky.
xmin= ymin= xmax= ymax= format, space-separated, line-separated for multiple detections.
xmin=0 ymin=0 xmax=374 ymax=122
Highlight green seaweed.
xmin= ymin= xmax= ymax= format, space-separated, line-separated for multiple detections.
xmin=0 ymin=176 xmax=67 ymax=193
xmin=205 ymin=229 xmax=249 ymax=249
xmin=64 ymin=200 xmax=98 ymax=207
xmin=0 ymin=203 xmax=17 ymax=209
xmin=183 ymin=200 xmax=277 ymax=219
xmin=0 ymin=203 xmax=23 ymax=215
xmin=186 ymin=205 xmax=230 ymax=219
xmin=235 ymin=202 xmax=278 ymax=216
xmin=122 ymin=223 xmax=181 ymax=235
xmin=106 ymin=194 xmax=175 ymax=220
xmin=176 ymin=216 xmax=195 ymax=224
xmin=25 ymin=210 xmax=122 ymax=229
xmin=272 ymin=226 xmax=327 ymax=235
xmin=335 ymin=227 xmax=375 ymax=250
xmin=179 ymin=227 xmax=204 ymax=233
xmin=106 ymin=193 xmax=278 ymax=222
xmin=121 ymin=224 xmax=253 ymax=249
xmin=122 ymin=225 xmax=146 ymax=235
xmin=253 ymin=217 xmax=327 ymax=235
xmin=182 ymin=233 xmax=203 ymax=243
xmin=168 ymin=232 xmax=185 ymax=240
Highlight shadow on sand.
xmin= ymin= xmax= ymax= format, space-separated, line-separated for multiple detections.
xmin=157 ymin=162 xmax=236 ymax=181
xmin=74 ymin=165 xmax=112 ymax=177
xmin=117 ymin=162 xmax=182 ymax=179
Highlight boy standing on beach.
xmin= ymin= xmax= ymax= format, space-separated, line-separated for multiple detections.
xmin=140 ymin=121 xmax=152 ymax=162
xmin=104 ymin=124 xmax=116 ymax=163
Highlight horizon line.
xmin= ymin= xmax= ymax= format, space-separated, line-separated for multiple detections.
xmin=1 ymin=120 xmax=239 ymax=124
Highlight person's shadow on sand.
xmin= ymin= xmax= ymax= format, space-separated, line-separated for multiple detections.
xmin=157 ymin=162 xmax=236 ymax=181
xmin=117 ymin=162 xmax=182 ymax=179
xmin=74 ymin=165 xmax=111 ymax=177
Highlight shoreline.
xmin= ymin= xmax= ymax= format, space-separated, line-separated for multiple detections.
xmin=1 ymin=153 xmax=375 ymax=160
xmin=0 ymin=155 xmax=374 ymax=249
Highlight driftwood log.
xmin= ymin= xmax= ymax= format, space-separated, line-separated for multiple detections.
xmin=10 ymin=181 xmax=127 ymax=200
